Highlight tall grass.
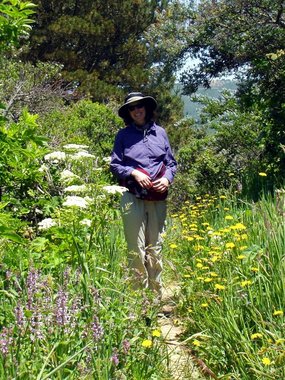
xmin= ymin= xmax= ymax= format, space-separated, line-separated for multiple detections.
xmin=0 ymin=146 xmax=171 ymax=379
xmin=165 ymin=191 xmax=285 ymax=379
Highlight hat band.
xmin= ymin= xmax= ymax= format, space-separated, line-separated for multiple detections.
xmin=125 ymin=96 xmax=145 ymax=104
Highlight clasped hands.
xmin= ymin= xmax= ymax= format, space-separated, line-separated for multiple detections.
xmin=131 ymin=169 xmax=169 ymax=193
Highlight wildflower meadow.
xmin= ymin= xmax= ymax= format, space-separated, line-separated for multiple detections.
xmin=1 ymin=1 xmax=285 ymax=378
xmin=1 ymin=135 xmax=284 ymax=379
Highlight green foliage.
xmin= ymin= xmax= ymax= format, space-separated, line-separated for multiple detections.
xmin=19 ymin=0 xmax=189 ymax=125
xmin=23 ymin=0 xmax=170 ymax=96
xmin=0 ymin=58 xmax=66 ymax=121
xmin=0 ymin=0 xmax=36 ymax=51
xmin=39 ymin=99 xmax=123 ymax=157
xmin=166 ymin=192 xmax=285 ymax=379
xmin=180 ymin=0 xmax=285 ymax=185
xmin=0 ymin=108 xmax=56 ymax=222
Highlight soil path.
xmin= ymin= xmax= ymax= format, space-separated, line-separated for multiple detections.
xmin=158 ymin=284 xmax=209 ymax=380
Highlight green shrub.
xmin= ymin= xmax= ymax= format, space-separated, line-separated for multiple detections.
xmin=39 ymin=100 xmax=123 ymax=157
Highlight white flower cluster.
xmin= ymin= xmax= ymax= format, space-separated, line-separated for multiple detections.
xmin=102 ymin=185 xmax=128 ymax=195
xmin=69 ymin=151 xmax=96 ymax=160
xmin=80 ymin=219 xmax=92 ymax=227
xmin=60 ymin=170 xmax=80 ymax=182
xmin=102 ymin=156 xmax=111 ymax=164
xmin=63 ymin=144 xmax=89 ymax=151
xmin=62 ymin=196 xmax=91 ymax=209
xmin=64 ymin=185 xmax=87 ymax=193
xmin=38 ymin=218 xmax=57 ymax=230
xmin=44 ymin=151 xmax=66 ymax=163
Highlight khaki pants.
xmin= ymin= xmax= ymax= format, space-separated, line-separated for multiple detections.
xmin=120 ymin=192 xmax=167 ymax=296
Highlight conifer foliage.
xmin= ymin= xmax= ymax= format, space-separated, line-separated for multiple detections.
xmin=24 ymin=0 xmax=174 ymax=101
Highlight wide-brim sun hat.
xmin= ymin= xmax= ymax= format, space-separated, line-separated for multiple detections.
xmin=118 ymin=92 xmax=157 ymax=119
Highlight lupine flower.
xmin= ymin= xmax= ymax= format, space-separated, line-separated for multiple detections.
xmin=91 ymin=316 xmax=104 ymax=342
xmin=55 ymin=288 xmax=70 ymax=327
xmin=38 ymin=218 xmax=57 ymax=230
xmin=122 ymin=339 xmax=131 ymax=354
xmin=111 ymin=349 xmax=119 ymax=366
xmin=0 ymin=328 xmax=13 ymax=356
xmin=14 ymin=303 xmax=25 ymax=330
xmin=26 ymin=268 xmax=39 ymax=310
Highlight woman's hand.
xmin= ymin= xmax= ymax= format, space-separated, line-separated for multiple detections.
xmin=131 ymin=169 xmax=152 ymax=189
xmin=152 ymin=177 xmax=169 ymax=193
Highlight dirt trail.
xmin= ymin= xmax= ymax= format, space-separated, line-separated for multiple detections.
xmin=158 ymin=285 xmax=208 ymax=380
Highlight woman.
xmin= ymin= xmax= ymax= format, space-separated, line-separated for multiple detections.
xmin=110 ymin=92 xmax=177 ymax=298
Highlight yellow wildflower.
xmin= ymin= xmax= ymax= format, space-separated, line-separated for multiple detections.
xmin=169 ymin=243 xmax=178 ymax=249
xmin=215 ymin=284 xmax=226 ymax=290
xmin=219 ymin=195 xmax=227 ymax=199
xmin=273 ymin=310 xmax=284 ymax=316
xmin=240 ymin=280 xmax=252 ymax=287
xmin=204 ymin=278 xmax=212 ymax=283
xmin=237 ymin=255 xmax=246 ymax=260
xmin=225 ymin=242 xmax=235 ymax=249
xmin=196 ymin=263 xmax=203 ymax=268
xmin=225 ymin=215 xmax=234 ymax=220
xmin=251 ymin=333 xmax=263 ymax=340
xmin=259 ymin=172 xmax=267 ymax=177
xmin=142 ymin=339 xmax=152 ymax=348
xmin=261 ymin=357 xmax=271 ymax=366
xmin=251 ymin=267 xmax=259 ymax=272
xmin=201 ymin=303 xmax=209 ymax=308
xmin=152 ymin=329 xmax=161 ymax=338
xmin=193 ymin=339 xmax=201 ymax=347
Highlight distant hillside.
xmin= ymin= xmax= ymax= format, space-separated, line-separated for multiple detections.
xmin=176 ymin=79 xmax=237 ymax=119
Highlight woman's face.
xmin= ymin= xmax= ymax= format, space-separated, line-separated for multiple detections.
xmin=128 ymin=103 xmax=146 ymax=126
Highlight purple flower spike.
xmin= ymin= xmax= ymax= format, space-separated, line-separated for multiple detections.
xmin=91 ymin=316 xmax=104 ymax=342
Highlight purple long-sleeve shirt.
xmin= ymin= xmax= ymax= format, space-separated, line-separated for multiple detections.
xmin=110 ymin=122 xmax=177 ymax=183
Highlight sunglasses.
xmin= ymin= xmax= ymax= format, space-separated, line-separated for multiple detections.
xmin=128 ymin=103 xmax=144 ymax=111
